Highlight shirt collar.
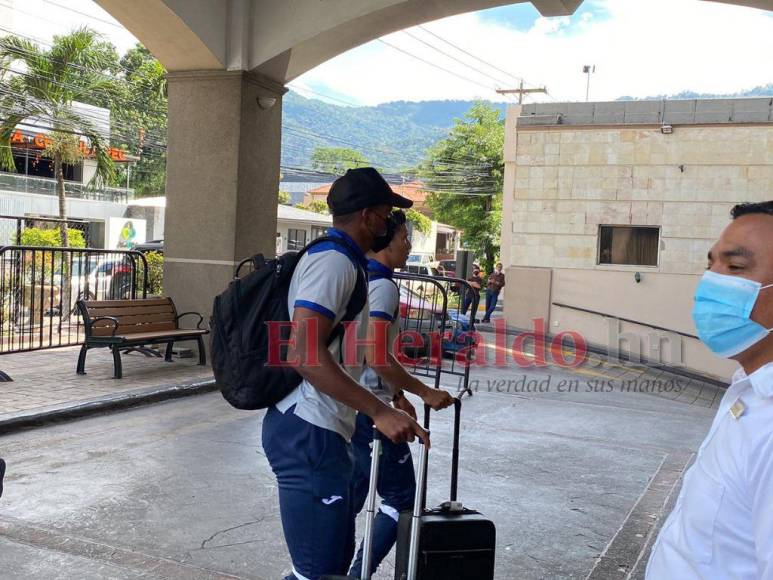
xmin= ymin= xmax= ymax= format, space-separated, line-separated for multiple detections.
xmin=732 ymin=361 xmax=773 ymax=398
xmin=327 ymin=228 xmax=367 ymax=270
xmin=367 ymin=258 xmax=393 ymax=280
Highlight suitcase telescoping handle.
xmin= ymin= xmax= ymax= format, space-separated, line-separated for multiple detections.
xmin=408 ymin=434 xmax=430 ymax=580
xmin=419 ymin=397 xmax=462 ymax=509
xmin=360 ymin=427 xmax=382 ymax=580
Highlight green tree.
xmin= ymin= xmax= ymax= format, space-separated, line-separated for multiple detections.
xmin=0 ymin=28 xmax=120 ymax=246
xmin=310 ymin=146 xmax=368 ymax=175
xmin=110 ymin=44 xmax=167 ymax=196
xmin=419 ymin=102 xmax=504 ymax=271
xmin=296 ymin=200 xmax=329 ymax=215
xmin=278 ymin=190 xmax=291 ymax=205
xmin=406 ymin=208 xmax=431 ymax=235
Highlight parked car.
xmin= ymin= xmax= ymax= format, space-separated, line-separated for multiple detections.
xmin=405 ymin=253 xmax=432 ymax=267
xmin=134 ymin=239 xmax=164 ymax=254
xmin=52 ymin=256 xmax=135 ymax=315
xmin=437 ymin=259 xmax=457 ymax=278
xmin=401 ymin=264 xmax=440 ymax=277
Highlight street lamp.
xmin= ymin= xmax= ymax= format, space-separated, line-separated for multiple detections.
xmin=583 ymin=65 xmax=596 ymax=102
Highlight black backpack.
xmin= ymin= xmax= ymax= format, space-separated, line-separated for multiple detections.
xmin=211 ymin=236 xmax=367 ymax=410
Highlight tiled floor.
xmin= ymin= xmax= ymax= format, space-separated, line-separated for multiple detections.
xmin=0 ymin=344 xmax=212 ymax=420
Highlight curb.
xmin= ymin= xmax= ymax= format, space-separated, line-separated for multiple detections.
xmin=0 ymin=379 xmax=218 ymax=435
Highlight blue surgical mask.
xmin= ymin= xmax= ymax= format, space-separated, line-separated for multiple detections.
xmin=692 ymin=271 xmax=773 ymax=358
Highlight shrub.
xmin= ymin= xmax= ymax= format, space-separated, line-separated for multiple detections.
xmin=144 ymin=251 xmax=164 ymax=296
xmin=19 ymin=227 xmax=86 ymax=248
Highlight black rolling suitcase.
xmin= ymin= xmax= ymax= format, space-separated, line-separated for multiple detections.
xmin=394 ymin=398 xmax=496 ymax=580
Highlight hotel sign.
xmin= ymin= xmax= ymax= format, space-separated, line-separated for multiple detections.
xmin=9 ymin=130 xmax=127 ymax=162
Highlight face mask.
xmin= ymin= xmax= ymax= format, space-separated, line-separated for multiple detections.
xmin=370 ymin=213 xmax=397 ymax=252
xmin=692 ymin=271 xmax=773 ymax=358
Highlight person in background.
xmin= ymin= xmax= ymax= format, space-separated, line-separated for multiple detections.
xmin=482 ymin=262 xmax=505 ymax=323
xmin=461 ymin=265 xmax=484 ymax=318
xmin=646 ymin=201 xmax=773 ymax=580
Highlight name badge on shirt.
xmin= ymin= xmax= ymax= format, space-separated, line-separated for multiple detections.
xmin=729 ymin=399 xmax=746 ymax=420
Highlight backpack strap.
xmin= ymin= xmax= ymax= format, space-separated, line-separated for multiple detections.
xmin=293 ymin=235 xmax=368 ymax=347
xmin=327 ymin=242 xmax=367 ymax=347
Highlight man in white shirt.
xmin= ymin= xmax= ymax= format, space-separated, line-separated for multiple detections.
xmin=261 ymin=168 xmax=429 ymax=580
xmin=647 ymin=201 xmax=773 ymax=579
xmin=347 ymin=210 xmax=455 ymax=578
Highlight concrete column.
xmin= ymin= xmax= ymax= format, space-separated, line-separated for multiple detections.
xmin=163 ymin=70 xmax=285 ymax=327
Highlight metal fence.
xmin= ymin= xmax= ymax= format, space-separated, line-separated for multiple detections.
xmin=393 ymin=272 xmax=478 ymax=398
xmin=0 ymin=172 xmax=133 ymax=203
xmin=0 ymin=246 xmax=148 ymax=355
xmin=0 ymin=214 xmax=92 ymax=247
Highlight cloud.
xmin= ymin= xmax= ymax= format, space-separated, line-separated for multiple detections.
xmin=293 ymin=0 xmax=773 ymax=105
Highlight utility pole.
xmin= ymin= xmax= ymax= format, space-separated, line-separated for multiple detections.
xmin=583 ymin=65 xmax=596 ymax=102
xmin=496 ymin=80 xmax=548 ymax=105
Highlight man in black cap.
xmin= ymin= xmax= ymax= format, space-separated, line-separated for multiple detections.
xmin=262 ymin=168 xmax=429 ymax=580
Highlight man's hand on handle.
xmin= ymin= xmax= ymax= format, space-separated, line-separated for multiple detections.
xmin=372 ymin=405 xmax=430 ymax=448
xmin=420 ymin=387 xmax=455 ymax=411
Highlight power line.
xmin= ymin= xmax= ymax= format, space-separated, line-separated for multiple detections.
xmin=376 ymin=38 xmax=496 ymax=93
xmin=416 ymin=25 xmax=524 ymax=85
xmin=400 ymin=29 xmax=510 ymax=89
xmin=0 ymin=67 xmax=168 ymax=144
xmin=4 ymin=108 xmax=494 ymax=181
xmin=0 ymin=26 xmax=159 ymax=98
xmin=0 ymin=35 xmax=166 ymax=114
xmin=283 ymin=123 xmax=495 ymax=171
xmin=287 ymin=85 xmax=361 ymax=108
xmin=37 ymin=0 xmax=126 ymax=29
xmin=415 ymin=24 xmax=559 ymax=102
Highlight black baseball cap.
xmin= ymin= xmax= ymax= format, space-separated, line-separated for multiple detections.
xmin=327 ymin=167 xmax=413 ymax=216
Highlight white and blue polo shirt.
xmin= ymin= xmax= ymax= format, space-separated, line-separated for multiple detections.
xmin=275 ymin=228 xmax=370 ymax=441
xmin=360 ymin=258 xmax=402 ymax=404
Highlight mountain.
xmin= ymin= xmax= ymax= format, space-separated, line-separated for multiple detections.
xmin=617 ymin=83 xmax=773 ymax=101
xmin=281 ymin=83 xmax=773 ymax=173
xmin=281 ymin=92 xmax=507 ymax=172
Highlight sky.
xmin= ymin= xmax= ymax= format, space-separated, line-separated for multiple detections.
xmin=3 ymin=0 xmax=772 ymax=107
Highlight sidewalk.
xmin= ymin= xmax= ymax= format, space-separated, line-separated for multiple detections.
xmin=0 ymin=345 xmax=214 ymax=432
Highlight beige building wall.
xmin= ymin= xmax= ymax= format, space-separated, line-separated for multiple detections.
xmin=503 ymin=113 xmax=773 ymax=382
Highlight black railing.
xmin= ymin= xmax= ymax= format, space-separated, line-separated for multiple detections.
xmin=393 ymin=272 xmax=478 ymax=399
xmin=0 ymin=172 xmax=133 ymax=203
xmin=551 ymin=302 xmax=699 ymax=340
xmin=0 ymin=246 xmax=148 ymax=355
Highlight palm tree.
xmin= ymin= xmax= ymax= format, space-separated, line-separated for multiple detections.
xmin=0 ymin=28 xmax=119 ymax=247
